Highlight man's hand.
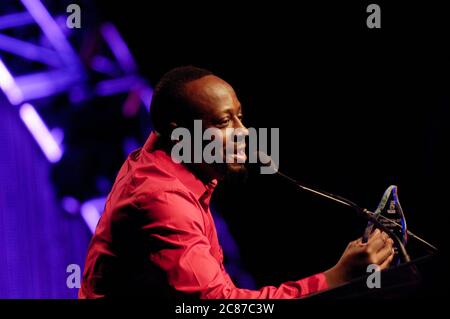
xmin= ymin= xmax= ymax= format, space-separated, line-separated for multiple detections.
xmin=324 ymin=229 xmax=395 ymax=289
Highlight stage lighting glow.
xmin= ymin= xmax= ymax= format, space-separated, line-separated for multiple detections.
xmin=100 ymin=23 xmax=137 ymax=73
xmin=140 ymin=86 xmax=153 ymax=111
xmin=62 ymin=196 xmax=80 ymax=215
xmin=80 ymin=198 xmax=105 ymax=234
xmin=19 ymin=103 xmax=63 ymax=163
xmin=0 ymin=59 xmax=23 ymax=105
xmin=95 ymin=75 xmax=140 ymax=96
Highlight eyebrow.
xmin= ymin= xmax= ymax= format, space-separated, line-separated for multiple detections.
xmin=213 ymin=104 xmax=243 ymax=120
xmin=228 ymin=104 xmax=242 ymax=113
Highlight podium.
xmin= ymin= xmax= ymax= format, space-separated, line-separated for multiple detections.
xmin=307 ymin=254 xmax=441 ymax=299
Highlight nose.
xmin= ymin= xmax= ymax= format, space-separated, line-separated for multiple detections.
xmin=234 ymin=117 xmax=249 ymax=137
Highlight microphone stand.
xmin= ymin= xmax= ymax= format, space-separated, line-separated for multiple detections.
xmin=274 ymin=169 xmax=439 ymax=263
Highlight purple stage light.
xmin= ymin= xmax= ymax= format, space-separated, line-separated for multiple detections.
xmin=15 ymin=69 xmax=83 ymax=101
xmin=140 ymin=86 xmax=153 ymax=111
xmin=100 ymin=23 xmax=137 ymax=73
xmin=123 ymin=136 xmax=140 ymax=156
xmin=90 ymin=55 xmax=121 ymax=77
xmin=19 ymin=103 xmax=63 ymax=163
xmin=95 ymin=75 xmax=141 ymax=96
xmin=80 ymin=198 xmax=106 ymax=234
xmin=0 ymin=12 xmax=34 ymax=30
xmin=20 ymin=0 xmax=80 ymax=67
xmin=0 ymin=59 xmax=23 ymax=105
xmin=62 ymin=196 xmax=80 ymax=215
xmin=0 ymin=33 xmax=62 ymax=67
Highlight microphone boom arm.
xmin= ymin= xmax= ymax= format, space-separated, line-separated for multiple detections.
xmin=275 ymin=170 xmax=438 ymax=263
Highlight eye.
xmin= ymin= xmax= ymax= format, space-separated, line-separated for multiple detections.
xmin=218 ymin=118 xmax=230 ymax=126
xmin=237 ymin=114 xmax=244 ymax=121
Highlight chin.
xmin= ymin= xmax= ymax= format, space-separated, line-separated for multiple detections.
xmin=226 ymin=162 xmax=246 ymax=173
xmin=223 ymin=163 xmax=248 ymax=184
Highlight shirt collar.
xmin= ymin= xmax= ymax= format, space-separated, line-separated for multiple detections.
xmin=143 ymin=132 xmax=218 ymax=200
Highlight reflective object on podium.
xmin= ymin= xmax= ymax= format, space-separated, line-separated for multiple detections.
xmin=363 ymin=185 xmax=408 ymax=265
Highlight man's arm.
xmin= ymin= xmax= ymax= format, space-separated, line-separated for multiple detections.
xmin=139 ymin=189 xmax=329 ymax=299
xmin=324 ymin=229 xmax=395 ymax=289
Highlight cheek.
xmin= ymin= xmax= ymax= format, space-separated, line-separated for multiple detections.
xmin=222 ymin=129 xmax=234 ymax=151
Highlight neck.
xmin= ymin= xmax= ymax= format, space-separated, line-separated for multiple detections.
xmin=187 ymin=162 xmax=223 ymax=184
xmin=154 ymin=134 xmax=223 ymax=184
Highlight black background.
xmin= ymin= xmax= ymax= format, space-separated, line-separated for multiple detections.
xmin=94 ymin=1 xmax=449 ymax=296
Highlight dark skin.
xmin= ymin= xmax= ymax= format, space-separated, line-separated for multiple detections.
xmin=170 ymin=75 xmax=248 ymax=182
xmin=168 ymin=75 xmax=395 ymax=289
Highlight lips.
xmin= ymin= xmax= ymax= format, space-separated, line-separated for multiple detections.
xmin=234 ymin=148 xmax=247 ymax=163
xmin=228 ymin=143 xmax=247 ymax=163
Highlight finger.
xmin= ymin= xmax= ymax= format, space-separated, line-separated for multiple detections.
xmin=368 ymin=237 xmax=385 ymax=254
xmin=369 ymin=229 xmax=390 ymax=241
xmin=368 ymin=230 xmax=392 ymax=252
xmin=377 ymin=238 xmax=394 ymax=253
xmin=379 ymin=252 xmax=395 ymax=270
xmin=368 ymin=228 xmax=381 ymax=241
xmin=375 ymin=244 xmax=394 ymax=264
xmin=350 ymin=237 xmax=368 ymax=251
xmin=381 ymin=231 xmax=389 ymax=241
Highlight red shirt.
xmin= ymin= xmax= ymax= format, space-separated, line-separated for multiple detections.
xmin=79 ymin=133 xmax=328 ymax=299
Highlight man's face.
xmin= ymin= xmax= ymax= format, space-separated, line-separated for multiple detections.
xmin=183 ymin=75 xmax=249 ymax=179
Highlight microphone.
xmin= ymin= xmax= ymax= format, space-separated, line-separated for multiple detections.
xmin=255 ymin=151 xmax=439 ymax=262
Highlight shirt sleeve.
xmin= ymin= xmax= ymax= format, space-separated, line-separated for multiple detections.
xmin=139 ymin=189 xmax=329 ymax=299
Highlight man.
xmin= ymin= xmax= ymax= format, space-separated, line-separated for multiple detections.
xmin=79 ymin=66 xmax=394 ymax=299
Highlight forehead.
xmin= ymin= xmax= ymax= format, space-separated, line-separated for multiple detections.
xmin=184 ymin=75 xmax=240 ymax=115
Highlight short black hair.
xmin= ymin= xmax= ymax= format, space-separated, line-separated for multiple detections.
xmin=150 ymin=66 xmax=213 ymax=137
